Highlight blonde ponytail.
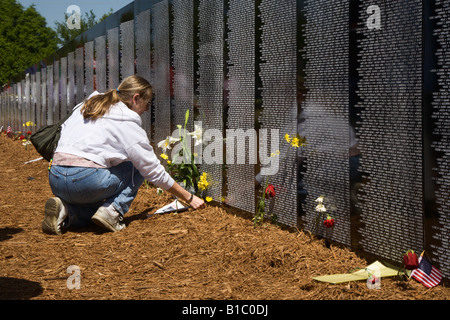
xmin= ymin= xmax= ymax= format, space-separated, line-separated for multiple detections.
xmin=81 ymin=75 xmax=152 ymax=120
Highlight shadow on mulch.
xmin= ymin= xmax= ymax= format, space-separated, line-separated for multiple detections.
xmin=62 ymin=212 xmax=149 ymax=235
xmin=0 ymin=227 xmax=23 ymax=242
xmin=0 ymin=277 xmax=43 ymax=300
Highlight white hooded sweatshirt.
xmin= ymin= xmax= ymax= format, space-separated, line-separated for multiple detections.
xmin=56 ymin=91 xmax=175 ymax=191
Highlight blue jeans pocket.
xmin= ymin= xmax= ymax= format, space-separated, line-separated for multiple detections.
xmin=71 ymin=168 xmax=98 ymax=182
xmin=71 ymin=168 xmax=109 ymax=203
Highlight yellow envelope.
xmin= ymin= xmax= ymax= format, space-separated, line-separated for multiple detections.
xmin=313 ymin=261 xmax=400 ymax=284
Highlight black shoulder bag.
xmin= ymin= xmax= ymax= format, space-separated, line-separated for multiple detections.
xmin=30 ymin=103 xmax=82 ymax=162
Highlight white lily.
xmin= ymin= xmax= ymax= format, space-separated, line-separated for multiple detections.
xmin=187 ymin=124 xmax=203 ymax=146
xmin=315 ymin=203 xmax=327 ymax=212
xmin=157 ymin=136 xmax=180 ymax=152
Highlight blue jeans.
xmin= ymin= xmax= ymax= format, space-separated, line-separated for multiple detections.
xmin=48 ymin=161 xmax=144 ymax=228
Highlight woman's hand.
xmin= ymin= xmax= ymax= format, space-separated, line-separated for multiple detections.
xmin=166 ymin=182 xmax=205 ymax=210
xmin=188 ymin=194 xmax=205 ymax=209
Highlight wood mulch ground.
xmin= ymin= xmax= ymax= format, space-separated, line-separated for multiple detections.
xmin=0 ymin=133 xmax=449 ymax=301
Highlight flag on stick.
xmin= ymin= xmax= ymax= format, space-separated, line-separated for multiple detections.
xmin=410 ymin=251 xmax=442 ymax=288
xmin=6 ymin=125 xmax=13 ymax=138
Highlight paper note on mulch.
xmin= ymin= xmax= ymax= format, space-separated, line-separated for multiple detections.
xmin=313 ymin=261 xmax=399 ymax=284
xmin=149 ymin=199 xmax=189 ymax=216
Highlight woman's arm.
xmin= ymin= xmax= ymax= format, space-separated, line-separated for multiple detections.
xmin=126 ymin=141 xmax=205 ymax=210
xmin=166 ymin=181 xmax=205 ymax=210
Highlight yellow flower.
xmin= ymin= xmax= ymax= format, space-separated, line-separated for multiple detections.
xmin=205 ymin=196 xmax=212 ymax=202
xmin=167 ymin=160 xmax=172 ymax=165
xmin=284 ymin=134 xmax=291 ymax=143
xmin=198 ymin=172 xmax=209 ymax=191
xmin=160 ymin=153 xmax=168 ymax=160
xmin=291 ymin=135 xmax=306 ymax=148
xmin=291 ymin=137 xmax=300 ymax=148
xmin=271 ymin=150 xmax=281 ymax=157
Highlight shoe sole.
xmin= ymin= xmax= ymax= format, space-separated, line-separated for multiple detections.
xmin=91 ymin=213 xmax=123 ymax=232
xmin=42 ymin=198 xmax=62 ymax=235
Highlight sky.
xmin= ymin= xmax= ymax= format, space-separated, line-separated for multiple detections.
xmin=16 ymin=0 xmax=133 ymax=30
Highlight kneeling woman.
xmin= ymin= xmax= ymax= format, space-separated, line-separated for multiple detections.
xmin=42 ymin=75 xmax=205 ymax=234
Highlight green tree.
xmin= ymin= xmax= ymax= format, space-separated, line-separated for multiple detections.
xmin=0 ymin=0 xmax=58 ymax=85
xmin=54 ymin=8 xmax=113 ymax=47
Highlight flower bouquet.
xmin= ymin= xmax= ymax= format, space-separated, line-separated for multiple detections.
xmin=157 ymin=110 xmax=211 ymax=202
xmin=311 ymin=196 xmax=335 ymax=236
xmin=253 ymin=133 xmax=306 ymax=227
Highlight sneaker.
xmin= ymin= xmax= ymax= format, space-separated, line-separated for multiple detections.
xmin=91 ymin=205 xmax=125 ymax=232
xmin=42 ymin=197 xmax=68 ymax=235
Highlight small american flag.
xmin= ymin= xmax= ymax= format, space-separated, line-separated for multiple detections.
xmin=411 ymin=253 xmax=443 ymax=288
xmin=6 ymin=125 xmax=12 ymax=134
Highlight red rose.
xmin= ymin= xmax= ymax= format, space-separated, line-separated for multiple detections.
xmin=19 ymin=135 xmax=25 ymax=140
xmin=265 ymin=184 xmax=276 ymax=199
xmin=323 ymin=216 xmax=335 ymax=228
xmin=403 ymin=250 xmax=419 ymax=270
xmin=27 ymin=131 xmax=32 ymax=135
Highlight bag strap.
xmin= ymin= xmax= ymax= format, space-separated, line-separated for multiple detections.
xmin=49 ymin=102 xmax=84 ymax=159
xmin=56 ymin=101 xmax=83 ymax=126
